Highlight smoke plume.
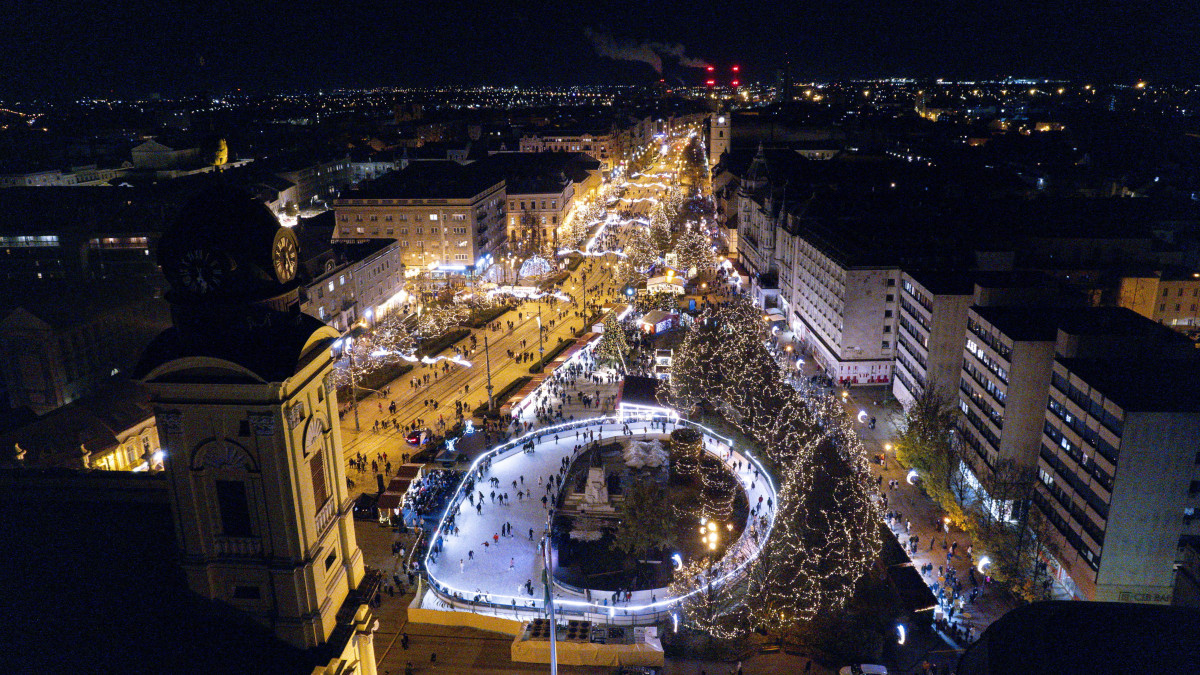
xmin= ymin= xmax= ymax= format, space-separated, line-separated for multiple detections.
xmin=583 ymin=28 xmax=711 ymax=73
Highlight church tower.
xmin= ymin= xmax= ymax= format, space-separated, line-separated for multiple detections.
xmin=709 ymin=111 xmax=731 ymax=167
xmin=140 ymin=187 xmax=369 ymax=654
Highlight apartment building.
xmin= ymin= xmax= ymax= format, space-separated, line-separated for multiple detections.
xmin=332 ymin=161 xmax=506 ymax=274
xmin=1117 ymin=269 xmax=1200 ymax=330
xmin=519 ymin=128 xmax=616 ymax=172
xmin=0 ymin=164 xmax=129 ymax=188
xmin=787 ymin=229 xmax=898 ymax=385
xmin=894 ymin=271 xmax=1067 ymax=409
xmin=1035 ymin=356 xmax=1200 ymax=605
xmin=505 ymin=180 xmax=572 ymax=253
xmin=471 ymin=152 xmax=601 ymax=254
xmin=957 ymin=306 xmax=1190 ymax=517
xmin=296 ymin=232 xmax=407 ymax=332
xmin=894 ymin=272 xmax=978 ymax=408
xmin=0 ymin=286 xmax=171 ymax=415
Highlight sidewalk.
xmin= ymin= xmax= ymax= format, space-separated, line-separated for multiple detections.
xmin=840 ymin=388 xmax=1017 ymax=647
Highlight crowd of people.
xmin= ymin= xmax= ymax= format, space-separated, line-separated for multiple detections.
xmin=404 ymin=468 xmax=463 ymax=527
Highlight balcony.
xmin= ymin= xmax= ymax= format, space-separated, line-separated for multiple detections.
xmin=315 ymin=497 xmax=337 ymax=535
xmin=215 ymin=536 xmax=263 ymax=558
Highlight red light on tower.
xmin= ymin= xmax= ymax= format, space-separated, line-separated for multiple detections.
xmin=706 ymin=65 xmax=714 ymax=72
xmin=706 ymin=79 xmax=715 ymax=86
xmin=732 ymin=65 xmax=740 ymax=73
xmin=731 ymin=79 xmax=740 ymax=87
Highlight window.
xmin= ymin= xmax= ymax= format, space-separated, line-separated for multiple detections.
xmin=887 ymin=278 xmax=896 ymax=286
xmin=215 ymin=480 xmax=253 ymax=537
xmin=884 ymin=310 xmax=893 ymax=318
xmin=429 ymin=214 xmax=438 ymax=221
xmin=233 ymin=585 xmax=261 ymax=600
xmin=883 ymin=325 xmax=892 ymax=333
xmin=431 ymin=227 xmax=439 ymax=234
xmin=327 ymin=281 xmax=335 ymax=292
xmin=311 ymin=452 xmax=328 ymax=508
xmin=882 ymin=340 xmax=890 ymax=349
xmin=338 ymin=275 xmax=345 ymax=286
xmin=886 ymin=294 xmax=894 ymax=302
xmin=325 ymin=550 xmax=338 ymax=570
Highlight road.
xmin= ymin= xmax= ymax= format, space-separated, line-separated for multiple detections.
xmin=337 ymin=133 xmax=698 ymax=478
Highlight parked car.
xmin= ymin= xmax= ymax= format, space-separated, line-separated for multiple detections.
xmin=405 ymin=428 xmax=430 ymax=446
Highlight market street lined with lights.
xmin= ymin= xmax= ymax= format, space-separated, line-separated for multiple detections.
xmin=337 ymin=131 xmax=696 ymax=476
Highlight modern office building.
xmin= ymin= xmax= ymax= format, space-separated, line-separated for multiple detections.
xmin=1035 ymin=356 xmax=1200 ymax=604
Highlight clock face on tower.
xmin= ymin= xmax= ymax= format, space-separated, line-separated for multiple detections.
xmin=176 ymin=247 xmax=231 ymax=296
xmin=272 ymin=229 xmax=299 ymax=284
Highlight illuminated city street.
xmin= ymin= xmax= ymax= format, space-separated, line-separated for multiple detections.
xmin=7 ymin=11 xmax=1200 ymax=673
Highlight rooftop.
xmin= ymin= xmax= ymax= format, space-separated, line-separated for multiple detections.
xmin=957 ymin=601 xmax=1200 ymax=675
xmin=352 ymin=161 xmax=502 ymax=201
xmin=1057 ymin=356 xmax=1200 ymax=413
xmin=971 ymin=305 xmax=1183 ymax=343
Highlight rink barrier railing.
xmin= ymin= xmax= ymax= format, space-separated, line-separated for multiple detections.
xmin=420 ymin=406 xmax=777 ymax=626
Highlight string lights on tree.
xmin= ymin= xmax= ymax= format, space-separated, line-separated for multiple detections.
xmin=594 ymin=312 xmax=630 ymax=369
xmin=661 ymin=299 xmax=881 ymax=638
xmin=670 ymin=426 xmax=702 ymax=479
xmin=667 ymin=557 xmax=743 ymax=640
xmin=673 ymin=228 xmax=716 ymax=278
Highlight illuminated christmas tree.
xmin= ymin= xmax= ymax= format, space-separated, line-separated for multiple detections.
xmin=594 ymin=312 xmax=629 ymax=369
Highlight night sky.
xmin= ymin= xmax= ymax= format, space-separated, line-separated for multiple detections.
xmin=3 ymin=0 xmax=1199 ymax=99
